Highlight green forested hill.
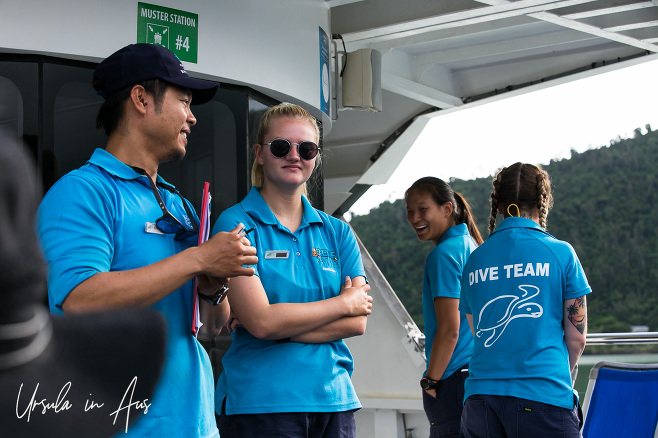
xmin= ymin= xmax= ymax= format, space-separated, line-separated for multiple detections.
xmin=349 ymin=127 xmax=658 ymax=334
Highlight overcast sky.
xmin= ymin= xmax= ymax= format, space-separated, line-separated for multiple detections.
xmin=348 ymin=57 xmax=658 ymax=217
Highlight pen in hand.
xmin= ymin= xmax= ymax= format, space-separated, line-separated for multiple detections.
xmin=213 ymin=226 xmax=254 ymax=298
xmin=238 ymin=227 xmax=255 ymax=237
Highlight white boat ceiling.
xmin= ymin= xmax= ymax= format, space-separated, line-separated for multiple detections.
xmin=323 ymin=0 xmax=658 ymax=215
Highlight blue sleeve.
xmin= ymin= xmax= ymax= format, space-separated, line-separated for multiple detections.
xmin=459 ymin=287 xmax=472 ymax=316
xmin=212 ymin=206 xmax=243 ymax=235
xmin=427 ymin=245 xmax=462 ymax=300
xmin=339 ymin=222 xmax=366 ymax=282
xmin=459 ymin=258 xmax=473 ymax=315
xmin=38 ymin=175 xmax=114 ymax=313
xmin=560 ymin=242 xmax=592 ymax=300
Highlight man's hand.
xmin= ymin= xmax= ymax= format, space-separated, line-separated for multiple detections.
xmin=197 ymin=224 xmax=257 ymax=278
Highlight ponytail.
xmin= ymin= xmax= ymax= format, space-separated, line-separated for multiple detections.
xmin=454 ymin=192 xmax=483 ymax=245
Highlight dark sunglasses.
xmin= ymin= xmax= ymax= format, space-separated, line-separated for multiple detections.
xmin=265 ymin=138 xmax=320 ymax=161
xmin=133 ymin=167 xmax=199 ymax=240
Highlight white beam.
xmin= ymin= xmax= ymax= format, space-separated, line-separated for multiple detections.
xmin=605 ymin=21 xmax=658 ymax=32
xmin=359 ymin=397 xmax=424 ymax=411
xmin=357 ymin=116 xmax=430 ymax=185
xmin=382 ymin=72 xmax=463 ymax=108
xmin=341 ymin=0 xmax=596 ymax=48
xmin=373 ymin=409 xmax=400 ymax=438
xmin=563 ymin=1 xmax=655 ymax=19
xmin=535 ymin=13 xmax=658 ymax=52
xmin=476 ymin=0 xmax=658 ymax=53
xmin=324 ymin=0 xmax=364 ymax=7
xmin=414 ymin=28 xmax=593 ymax=69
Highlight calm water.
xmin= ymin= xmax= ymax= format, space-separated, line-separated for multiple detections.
xmin=574 ymin=353 xmax=658 ymax=400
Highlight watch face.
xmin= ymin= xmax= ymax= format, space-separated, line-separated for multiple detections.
xmin=421 ymin=377 xmax=439 ymax=390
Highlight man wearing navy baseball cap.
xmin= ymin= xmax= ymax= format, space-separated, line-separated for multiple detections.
xmin=37 ymin=43 xmax=257 ymax=437
xmin=93 ymin=43 xmax=218 ymax=104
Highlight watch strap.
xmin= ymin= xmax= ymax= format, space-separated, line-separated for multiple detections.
xmin=199 ymin=283 xmax=229 ymax=306
xmin=420 ymin=376 xmax=441 ymax=390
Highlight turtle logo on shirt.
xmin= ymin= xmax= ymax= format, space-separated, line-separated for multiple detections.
xmin=476 ymin=284 xmax=543 ymax=347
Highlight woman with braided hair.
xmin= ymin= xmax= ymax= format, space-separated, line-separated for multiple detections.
xmin=405 ymin=177 xmax=483 ymax=438
xmin=459 ymin=163 xmax=591 ymax=438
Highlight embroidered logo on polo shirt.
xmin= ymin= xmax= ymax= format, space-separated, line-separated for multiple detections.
xmin=312 ymin=247 xmax=339 ymax=270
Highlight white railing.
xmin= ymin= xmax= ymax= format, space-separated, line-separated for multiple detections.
xmin=586 ymin=332 xmax=658 ymax=346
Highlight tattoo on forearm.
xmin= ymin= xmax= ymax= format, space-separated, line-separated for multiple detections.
xmin=567 ymin=296 xmax=586 ymax=334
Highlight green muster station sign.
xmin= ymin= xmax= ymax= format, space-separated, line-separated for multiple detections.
xmin=137 ymin=2 xmax=198 ymax=63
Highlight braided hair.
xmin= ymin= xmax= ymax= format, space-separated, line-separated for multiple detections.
xmin=405 ymin=176 xmax=484 ymax=245
xmin=489 ymin=162 xmax=553 ymax=234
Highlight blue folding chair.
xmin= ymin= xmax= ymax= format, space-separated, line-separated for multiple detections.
xmin=581 ymin=361 xmax=658 ymax=438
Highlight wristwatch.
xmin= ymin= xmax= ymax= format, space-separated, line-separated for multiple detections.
xmin=199 ymin=283 xmax=229 ymax=306
xmin=420 ymin=377 xmax=441 ymax=391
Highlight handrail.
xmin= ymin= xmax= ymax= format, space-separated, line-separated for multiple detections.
xmin=398 ymin=332 xmax=658 ymax=350
xmin=586 ymin=332 xmax=658 ymax=346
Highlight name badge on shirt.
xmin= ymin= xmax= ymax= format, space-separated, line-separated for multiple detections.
xmin=265 ymin=250 xmax=289 ymax=259
xmin=145 ymin=222 xmax=165 ymax=235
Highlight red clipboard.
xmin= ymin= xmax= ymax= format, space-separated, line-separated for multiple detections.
xmin=192 ymin=182 xmax=211 ymax=336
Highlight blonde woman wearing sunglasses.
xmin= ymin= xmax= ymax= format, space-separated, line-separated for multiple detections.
xmin=212 ymin=103 xmax=373 ymax=438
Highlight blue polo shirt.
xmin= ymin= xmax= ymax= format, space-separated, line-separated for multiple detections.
xmin=422 ymin=223 xmax=476 ymax=379
xmin=459 ymin=217 xmax=591 ymax=409
xmin=38 ymin=148 xmax=218 ymax=438
xmin=213 ymin=187 xmax=365 ymax=415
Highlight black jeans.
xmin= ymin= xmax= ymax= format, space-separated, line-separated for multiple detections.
xmin=462 ymin=395 xmax=580 ymax=438
xmin=218 ymin=398 xmax=356 ymax=438
xmin=422 ymin=364 xmax=469 ymax=438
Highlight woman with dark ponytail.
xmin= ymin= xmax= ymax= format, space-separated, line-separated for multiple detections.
xmin=459 ymin=163 xmax=591 ymax=438
xmin=404 ymin=177 xmax=483 ymax=438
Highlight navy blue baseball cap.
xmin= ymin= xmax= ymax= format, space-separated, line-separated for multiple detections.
xmin=93 ymin=43 xmax=219 ymax=105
